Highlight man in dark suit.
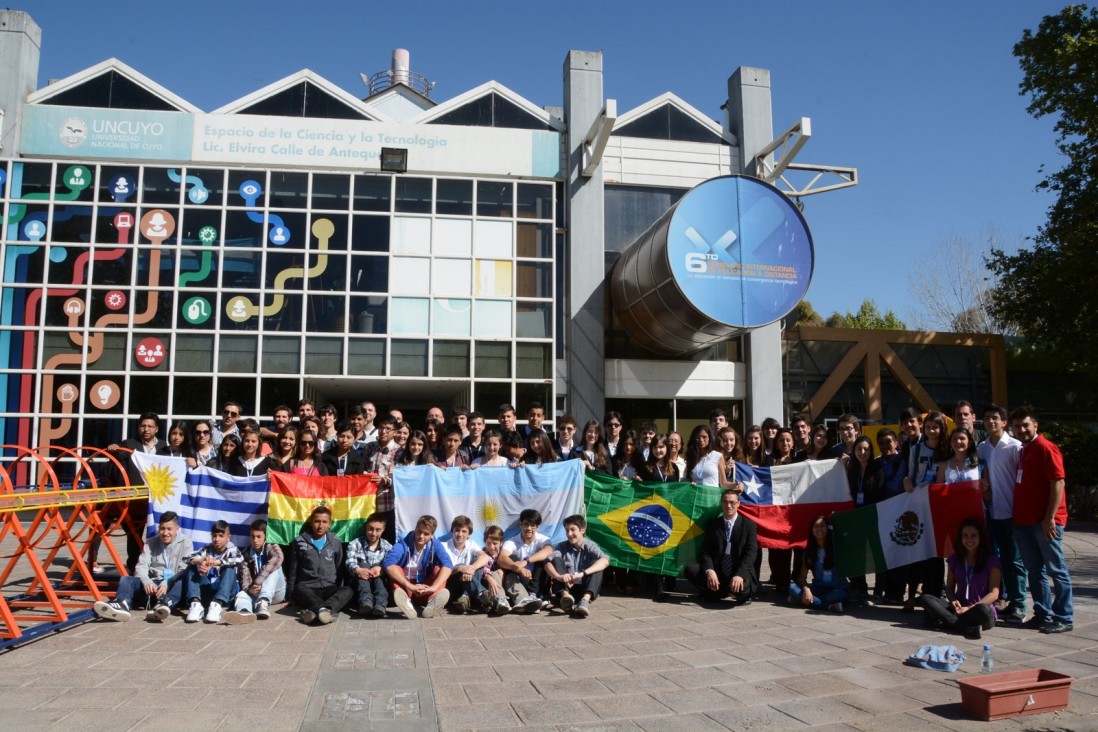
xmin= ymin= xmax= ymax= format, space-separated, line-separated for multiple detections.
xmin=685 ymin=489 xmax=758 ymax=604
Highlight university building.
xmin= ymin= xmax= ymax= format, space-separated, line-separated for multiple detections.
xmin=0 ymin=10 xmax=836 ymax=452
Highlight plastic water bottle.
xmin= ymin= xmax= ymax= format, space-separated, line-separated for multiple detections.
xmin=981 ymin=644 xmax=994 ymax=674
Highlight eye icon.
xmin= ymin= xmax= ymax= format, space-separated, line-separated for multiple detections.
xmin=242 ymin=184 xmax=258 ymax=196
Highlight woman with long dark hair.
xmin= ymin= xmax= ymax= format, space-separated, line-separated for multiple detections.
xmin=685 ymin=425 xmax=720 ymax=486
xmin=919 ymin=518 xmax=1001 ymax=639
xmin=789 ymin=515 xmax=849 ymax=613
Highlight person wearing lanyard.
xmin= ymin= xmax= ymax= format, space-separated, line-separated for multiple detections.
xmin=919 ymin=518 xmax=1001 ymax=640
xmin=320 ymin=424 xmax=366 ymax=476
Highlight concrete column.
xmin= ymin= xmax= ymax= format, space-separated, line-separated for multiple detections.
xmin=727 ymin=67 xmax=784 ymax=424
xmin=0 ymin=10 xmax=41 ymax=156
xmin=563 ymin=51 xmax=606 ymax=420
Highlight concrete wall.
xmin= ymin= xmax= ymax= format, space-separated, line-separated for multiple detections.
xmin=0 ymin=11 xmax=41 ymax=156
xmin=563 ymin=50 xmax=606 ymax=420
xmin=727 ymin=67 xmax=784 ymax=425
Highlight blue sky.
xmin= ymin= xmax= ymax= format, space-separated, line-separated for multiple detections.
xmin=19 ymin=1 xmax=1064 ymax=321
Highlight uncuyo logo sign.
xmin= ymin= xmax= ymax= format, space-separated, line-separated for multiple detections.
xmin=666 ymin=176 xmax=813 ymax=328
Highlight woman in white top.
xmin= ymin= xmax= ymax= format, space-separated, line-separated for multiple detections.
xmin=191 ymin=420 xmax=217 ymax=467
xmin=936 ymin=428 xmax=989 ymax=490
xmin=685 ymin=425 xmax=721 ymax=486
xmin=471 ymin=430 xmax=509 ymax=467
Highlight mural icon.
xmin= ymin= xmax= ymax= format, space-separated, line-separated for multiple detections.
xmin=63 ymin=297 xmax=85 ymax=317
xmin=105 ymin=290 xmax=127 ymax=311
xmin=135 ymin=337 xmax=167 ymax=368
xmin=226 ymin=296 xmax=250 ymax=323
xmin=182 ymin=296 xmax=212 ymax=325
xmin=90 ymin=380 xmax=121 ymax=409
xmin=114 ymin=212 xmax=134 ymax=231
xmin=198 ymin=226 xmax=218 ymax=245
xmin=57 ymin=383 xmax=79 ymax=404
xmin=108 ymin=174 xmax=135 ymax=202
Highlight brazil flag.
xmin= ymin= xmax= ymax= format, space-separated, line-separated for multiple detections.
xmin=584 ymin=472 xmax=723 ymax=577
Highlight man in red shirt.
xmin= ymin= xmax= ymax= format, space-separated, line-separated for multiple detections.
xmin=1011 ymin=405 xmax=1073 ymax=634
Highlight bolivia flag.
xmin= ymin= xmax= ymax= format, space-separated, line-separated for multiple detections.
xmin=735 ymin=459 xmax=853 ymax=550
xmin=584 ymin=472 xmax=722 ymax=577
xmin=831 ymin=480 xmax=985 ymax=577
xmin=266 ymin=472 xmax=379 ymax=544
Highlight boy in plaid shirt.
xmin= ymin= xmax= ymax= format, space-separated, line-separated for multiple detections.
xmin=223 ymin=519 xmax=285 ymax=624
xmin=346 ymin=512 xmax=392 ymax=617
xmin=183 ymin=520 xmax=244 ymax=624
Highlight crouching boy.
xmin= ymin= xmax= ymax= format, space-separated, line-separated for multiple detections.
xmin=287 ymin=505 xmax=353 ymax=625
xmin=443 ymin=515 xmax=485 ymax=612
xmin=223 ymin=519 xmax=285 ymax=625
xmin=183 ymin=520 xmax=244 ymax=624
xmin=544 ymin=514 xmax=610 ymax=618
xmin=345 ymin=512 xmax=392 ymax=618
xmin=462 ymin=524 xmax=510 ymax=615
xmin=383 ymin=515 xmax=453 ymax=619
xmin=498 ymin=508 xmax=553 ymax=613
xmin=93 ymin=511 xmax=192 ymax=622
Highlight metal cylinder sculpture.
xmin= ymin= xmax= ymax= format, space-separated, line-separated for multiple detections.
xmin=610 ymin=175 xmax=814 ymax=356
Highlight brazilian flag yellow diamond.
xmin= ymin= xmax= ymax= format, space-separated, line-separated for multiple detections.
xmin=596 ymin=494 xmax=706 ymax=560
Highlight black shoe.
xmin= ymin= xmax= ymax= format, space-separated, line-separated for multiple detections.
xmin=901 ymin=598 xmax=916 ymax=614
xmin=653 ymin=591 xmax=668 ymax=603
xmin=963 ymin=625 xmax=982 ymax=640
xmin=998 ymin=608 xmax=1025 ymax=625
xmin=358 ymin=602 xmax=374 ymax=616
xmin=1021 ymin=615 xmax=1050 ymax=630
xmin=1040 ymin=621 xmax=1073 ymax=634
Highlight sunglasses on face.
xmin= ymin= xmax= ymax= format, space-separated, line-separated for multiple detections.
xmin=194 ymin=429 xmax=211 ymax=435
xmin=223 ymin=410 xmax=239 ymax=417
xmin=301 ymin=441 xmax=316 ymax=446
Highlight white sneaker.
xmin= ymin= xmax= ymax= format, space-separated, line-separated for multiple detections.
xmin=514 ymin=595 xmax=535 ymax=612
xmin=317 ymin=607 xmax=334 ymax=624
xmin=421 ymin=589 xmax=450 ymax=619
xmin=256 ymin=599 xmax=271 ymax=620
xmin=204 ymin=601 xmax=223 ymax=624
xmin=93 ymin=600 xmax=131 ymax=622
xmin=493 ymin=597 xmax=512 ymax=615
xmin=393 ymin=588 xmax=417 ymax=620
xmin=149 ymin=601 xmax=172 ymax=622
xmin=184 ymin=601 xmax=205 ymax=623
xmin=223 ymin=609 xmax=256 ymax=625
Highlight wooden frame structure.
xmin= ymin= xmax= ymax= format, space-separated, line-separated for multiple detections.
xmin=783 ymin=326 xmax=1008 ymax=422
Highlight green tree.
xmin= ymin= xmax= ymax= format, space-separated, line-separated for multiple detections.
xmin=828 ymin=299 xmax=906 ymax=330
xmin=785 ymin=299 xmax=824 ymax=327
xmin=989 ymin=5 xmax=1098 ymax=374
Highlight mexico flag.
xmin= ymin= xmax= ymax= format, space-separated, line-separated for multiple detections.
xmin=735 ymin=459 xmax=854 ymax=550
xmin=266 ymin=472 xmax=379 ymax=544
xmin=831 ymin=480 xmax=985 ymax=577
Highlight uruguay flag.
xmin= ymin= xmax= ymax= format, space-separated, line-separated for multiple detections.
xmin=735 ymin=459 xmax=853 ymax=550
xmin=132 ymin=453 xmax=269 ymax=550
xmin=393 ymin=462 xmax=584 ymax=545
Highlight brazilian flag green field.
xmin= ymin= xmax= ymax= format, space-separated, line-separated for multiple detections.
xmin=584 ymin=472 xmax=723 ymax=577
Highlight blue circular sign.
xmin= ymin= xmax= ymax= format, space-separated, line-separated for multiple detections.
xmin=627 ymin=504 xmax=673 ymax=549
xmin=667 ymin=175 xmax=813 ymax=328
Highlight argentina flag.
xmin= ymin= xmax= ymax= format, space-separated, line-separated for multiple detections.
xmin=393 ymin=461 xmax=584 ymax=544
xmin=132 ymin=453 xmax=269 ymax=550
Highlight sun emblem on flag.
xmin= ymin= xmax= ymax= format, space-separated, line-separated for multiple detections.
xmin=145 ymin=464 xmax=177 ymax=504
xmin=478 ymin=499 xmax=502 ymax=526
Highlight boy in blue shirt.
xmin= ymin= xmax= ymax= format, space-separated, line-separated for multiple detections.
xmin=543 ymin=514 xmax=610 ymax=618
xmin=383 ymin=515 xmax=453 ymax=619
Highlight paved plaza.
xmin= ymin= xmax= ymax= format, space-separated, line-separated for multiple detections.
xmin=2 ymin=527 xmax=1097 ymax=731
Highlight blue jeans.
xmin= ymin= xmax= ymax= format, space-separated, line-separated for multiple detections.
xmin=1014 ymin=523 xmax=1073 ymax=624
xmin=233 ymin=569 xmax=286 ymax=611
xmin=989 ymin=517 xmax=1026 ymax=614
xmin=115 ymin=574 xmax=183 ymax=609
xmin=353 ymin=573 xmax=389 ymax=607
xmin=185 ymin=566 xmax=239 ymax=607
xmin=788 ymin=581 xmax=849 ymax=608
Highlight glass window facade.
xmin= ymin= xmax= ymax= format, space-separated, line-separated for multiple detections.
xmin=0 ymin=160 xmax=556 ymax=447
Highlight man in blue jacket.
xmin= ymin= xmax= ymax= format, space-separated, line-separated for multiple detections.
xmin=383 ymin=515 xmax=453 ymax=619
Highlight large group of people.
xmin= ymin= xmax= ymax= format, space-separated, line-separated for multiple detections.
xmin=92 ymin=396 xmax=1073 ymax=639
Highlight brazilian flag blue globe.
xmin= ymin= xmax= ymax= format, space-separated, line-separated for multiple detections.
xmin=584 ymin=472 xmax=723 ymax=576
